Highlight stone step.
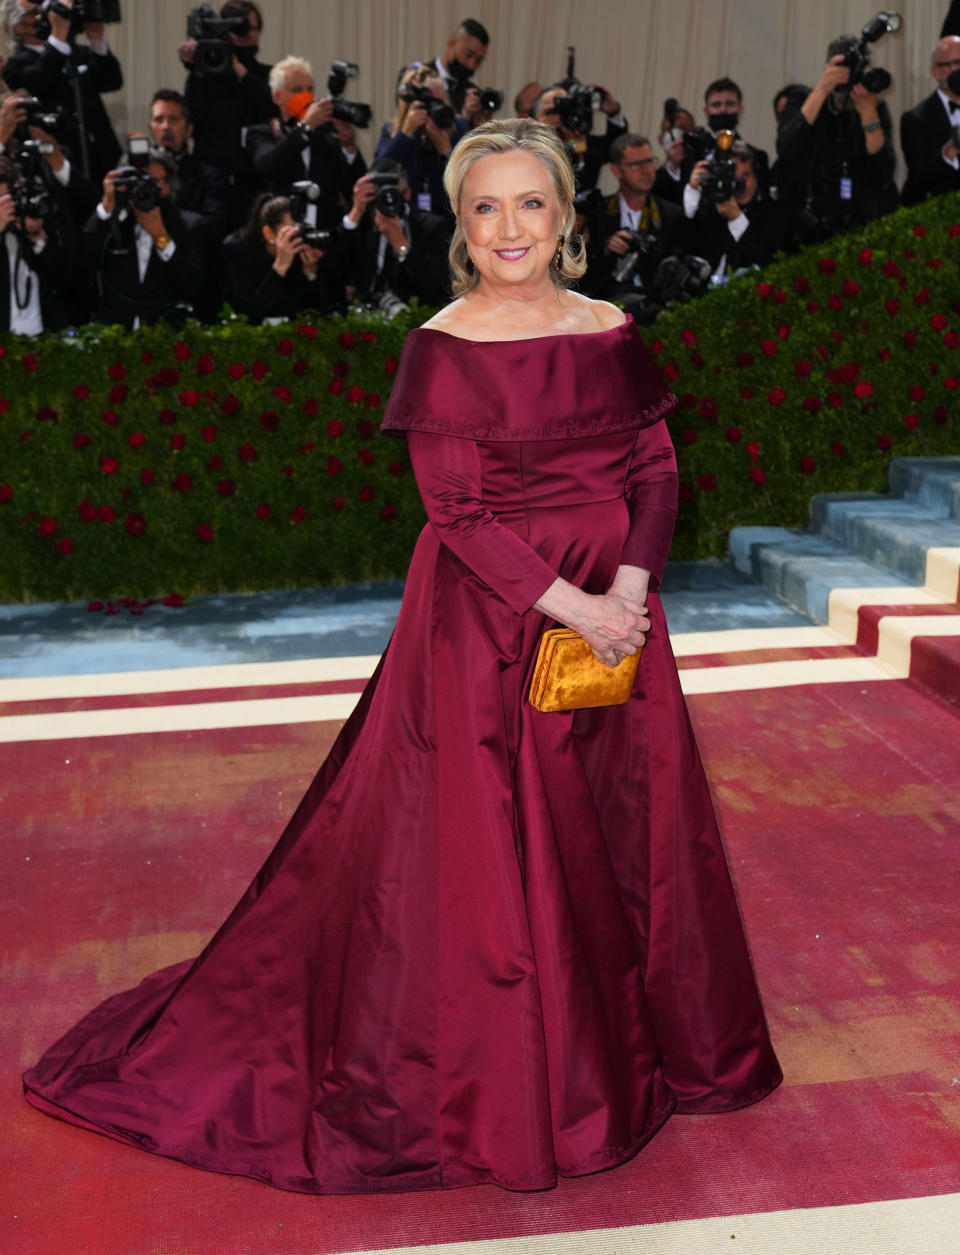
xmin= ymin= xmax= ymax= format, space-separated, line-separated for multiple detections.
xmin=887 ymin=456 xmax=960 ymax=520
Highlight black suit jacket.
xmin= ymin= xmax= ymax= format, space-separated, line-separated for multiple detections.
xmin=583 ymin=192 xmax=684 ymax=298
xmin=183 ymin=60 xmax=277 ymax=175
xmin=221 ymin=232 xmax=344 ymax=322
xmin=0 ymin=228 xmax=68 ymax=333
xmin=900 ymin=92 xmax=960 ymax=206
xmin=245 ymin=121 xmax=366 ymax=228
xmin=340 ymin=208 xmax=451 ymax=308
xmin=3 ymin=40 xmax=122 ymax=180
xmin=684 ymin=195 xmax=789 ymax=274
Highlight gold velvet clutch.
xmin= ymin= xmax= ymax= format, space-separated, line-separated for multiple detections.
xmin=528 ymin=628 xmax=641 ymax=713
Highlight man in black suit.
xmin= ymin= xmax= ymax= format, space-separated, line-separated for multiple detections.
xmin=84 ymin=147 xmax=203 ymax=328
xmin=340 ymin=160 xmax=451 ymax=309
xmin=1 ymin=0 xmax=122 ymax=182
xmin=533 ymin=84 xmax=628 ymax=192
xmin=583 ymin=132 xmax=683 ymax=311
xmin=682 ymin=142 xmax=788 ymax=278
xmin=0 ymin=153 xmax=68 ymax=333
xmin=426 ymin=16 xmax=490 ymax=111
xmin=901 ymin=35 xmax=960 ymax=206
xmin=245 ymin=55 xmax=366 ymax=231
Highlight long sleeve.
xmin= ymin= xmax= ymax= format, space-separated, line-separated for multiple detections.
xmin=407 ymin=430 xmax=559 ymax=615
xmin=620 ymin=420 xmax=678 ymax=588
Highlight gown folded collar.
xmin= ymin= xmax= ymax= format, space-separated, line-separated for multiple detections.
xmin=381 ymin=314 xmax=678 ymax=441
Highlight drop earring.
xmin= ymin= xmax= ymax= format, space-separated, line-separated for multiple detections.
xmin=554 ymin=234 xmax=565 ymax=272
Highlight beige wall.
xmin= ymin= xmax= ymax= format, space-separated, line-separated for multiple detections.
xmin=82 ymin=2 xmax=944 ymax=185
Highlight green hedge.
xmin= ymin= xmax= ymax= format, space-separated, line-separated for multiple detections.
xmin=1 ymin=194 xmax=959 ymax=603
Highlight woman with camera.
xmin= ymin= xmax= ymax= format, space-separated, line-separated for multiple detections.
xmin=375 ymin=63 xmax=467 ymax=217
xmin=221 ymin=190 xmax=343 ymax=322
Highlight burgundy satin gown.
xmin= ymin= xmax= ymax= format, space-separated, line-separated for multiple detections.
xmin=23 ymin=316 xmax=782 ymax=1194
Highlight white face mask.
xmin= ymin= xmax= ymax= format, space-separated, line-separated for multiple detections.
xmin=660 ymin=128 xmax=685 ymax=149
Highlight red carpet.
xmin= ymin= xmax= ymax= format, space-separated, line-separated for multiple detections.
xmin=3 ymin=677 xmax=960 ymax=1253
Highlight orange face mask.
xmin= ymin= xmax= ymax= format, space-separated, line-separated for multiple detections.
xmin=286 ymin=90 xmax=315 ymax=122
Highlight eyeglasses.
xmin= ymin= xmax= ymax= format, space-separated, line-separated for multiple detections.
xmin=935 ymin=58 xmax=960 ymax=68
xmin=621 ymin=158 xmax=658 ymax=170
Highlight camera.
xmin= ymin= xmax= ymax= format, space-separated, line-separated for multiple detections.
xmin=611 ymin=228 xmax=660 ymax=286
xmin=396 ymin=84 xmax=456 ymax=133
xmin=553 ymin=83 xmax=602 ymax=135
xmin=15 ymin=97 xmax=65 ymax=135
xmin=186 ymin=3 xmax=248 ymax=77
xmin=682 ymin=126 xmax=741 ymax=202
xmin=327 ymin=62 xmax=373 ymax=129
xmin=835 ymin=11 xmax=901 ymax=96
xmin=287 ymin=180 xmax=331 ymax=247
xmin=368 ymin=170 xmax=405 ymax=217
xmin=462 ymin=83 xmax=504 ymax=115
xmin=32 ymin=0 xmax=121 ymax=38
xmin=654 ymin=254 xmax=712 ymax=304
xmin=112 ymin=134 xmax=160 ymax=213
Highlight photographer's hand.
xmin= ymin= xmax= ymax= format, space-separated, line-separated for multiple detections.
xmin=401 ymin=101 xmax=428 ymax=137
xmin=0 ymin=93 xmax=26 ymax=146
xmin=23 ymin=215 xmax=47 ymax=245
xmin=0 ymin=192 xmax=16 ymax=233
xmin=84 ymin=21 xmax=107 ymax=52
xmin=347 ymin=175 xmax=375 ymax=225
xmin=595 ymin=86 xmax=621 ymax=118
xmin=29 ymin=126 xmax=65 ymax=174
xmin=232 ymin=54 xmax=248 ymax=79
xmin=100 ymin=169 xmax=120 ymax=215
xmin=374 ymin=209 xmax=407 ymax=254
xmin=178 ymin=38 xmax=197 ymax=68
xmin=688 ymin=159 xmax=710 ymax=191
xmin=49 ymin=0 xmax=73 ymax=44
xmin=136 ymin=205 xmax=169 ymax=244
xmin=803 ymin=55 xmax=849 ymax=125
xmin=272 ymin=223 xmax=303 ymax=277
xmin=332 ymin=118 xmax=357 ymax=152
xmin=604 ymin=229 xmax=633 ymax=256
xmin=716 ymin=196 xmax=743 ymax=220
xmin=851 ymin=83 xmax=884 ymax=154
xmin=424 ymin=115 xmax=452 ymax=155
xmin=303 ymin=97 xmax=334 ymax=130
xmin=300 ymin=244 xmax=322 ymax=275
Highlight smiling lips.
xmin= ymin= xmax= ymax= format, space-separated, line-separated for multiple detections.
xmin=494 ymin=246 xmax=532 ymax=260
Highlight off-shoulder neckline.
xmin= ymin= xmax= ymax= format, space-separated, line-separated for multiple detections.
xmin=412 ymin=312 xmax=633 ymax=345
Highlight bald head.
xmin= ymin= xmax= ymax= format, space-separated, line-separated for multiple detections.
xmin=932 ymin=35 xmax=960 ymax=99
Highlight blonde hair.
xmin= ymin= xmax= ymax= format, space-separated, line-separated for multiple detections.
xmin=270 ymin=56 xmax=312 ymax=96
xmin=443 ymin=118 xmax=587 ymax=298
xmin=389 ymin=64 xmax=446 ymax=139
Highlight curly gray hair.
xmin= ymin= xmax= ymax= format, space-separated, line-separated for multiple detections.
xmin=1 ymin=0 xmax=27 ymax=51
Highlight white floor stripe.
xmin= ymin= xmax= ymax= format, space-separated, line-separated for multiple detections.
xmin=877 ymin=614 xmax=960 ymax=675
xmin=678 ymin=654 xmax=895 ymax=694
xmin=827 ymin=585 xmax=943 ymax=643
xmin=670 ymin=626 xmax=839 ymax=656
xmin=350 ymin=1192 xmax=960 ymax=1255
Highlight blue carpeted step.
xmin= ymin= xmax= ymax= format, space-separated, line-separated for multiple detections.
xmin=811 ymin=498 xmax=960 ymax=583
xmin=888 ymin=456 xmax=960 ymax=520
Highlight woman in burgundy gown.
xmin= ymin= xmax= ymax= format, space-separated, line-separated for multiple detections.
xmin=23 ymin=119 xmax=781 ymax=1194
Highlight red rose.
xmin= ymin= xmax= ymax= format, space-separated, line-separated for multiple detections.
xmin=107 ymin=362 xmax=126 ymax=381
xmin=272 ymin=385 xmax=293 ymax=403
xmin=302 ymin=397 xmax=319 ymax=416
xmin=912 ymin=224 xmax=926 ymax=237
xmin=853 ymin=381 xmax=873 ymax=399
xmin=162 ymin=593 xmax=185 ymax=607
xmin=194 ymin=352 xmax=214 ymax=375
xmin=215 ymin=479 xmax=235 ymax=498
xmin=170 ymin=433 xmax=186 ymax=451
xmin=380 ymin=503 xmax=399 ymax=521
xmin=196 ymin=522 xmax=214 ymax=542
xmin=795 ymin=360 xmax=813 ymax=378
xmin=767 ymin=387 xmax=787 ymax=406
xmin=23 ymin=353 xmax=38 ymax=372
xmin=38 ymin=516 xmax=57 ymax=538
xmin=761 ymin=339 xmax=777 ymax=357
xmin=357 ymin=448 xmax=376 ymax=466
xmin=200 ymin=424 xmax=216 ymax=442
xmin=725 ymin=426 xmax=742 ymax=443
xmin=800 ymin=456 xmax=818 ymax=475
xmin=172 ymin=472 xmax=193 ymax=492
xmin=877 ymin=346 xmax=892 ymax=361
xmin=74 ymin=432 xmax=91 ymax=450
xmin=877 ymin=433 xmax=893 ymax=451
xmin=20 ymin=429 xmax=33 ymax=442
xmin=174 ymin=341 xmax=193 ymax=362
xmin=300 ymin=441 xmax=315 ymax=455
xmin=807 ymin=300 xmax=822 ymax=315
xmin=678 ymin=483 xmax=694 ymax=502
xmin=78 ymin=500 xmax=96 ymax=522
xmin=357 ymin=419 xmax=375 ymax=437
xmin=290 ymin=505 xmax=307 ymax=524
xmin=101 ymin=456 xmax=119 ymax=474
xmin=904 ymin=412 xmax=919 ymax=431
xmin=757 ymin=281 xmax=772 ymax=298
xmin=818 ymin=258 xmax=837 ymax=275
xmin=389 ymin=459 xmax=405 ymax=474
xmin=127 ymin=431 xmax=145 ymax=448
xmin=292 ymin=360 xmax=308 ymax=376
xmin=259 ymin=410 xmax=280 ymax=431
xmin=56 ymin=537 xmax=74 ymax=555
xmin=681 ymin=327 xmax=697 ymax=347
xmin=827 ymin=391 xmax=843 ymax=408
xmin=140 ymin=468 xmax=155 ymax=485
xmin=346 ymin=385 xmax=366 ymax=403
xmin=125 ymin=512 xmax=146 ymax=535
xmin=663 ymin=362 xmax=679 ymax=381
xmin=206 ymin=455 xmax=224 ymax=471
xmin=158 ymin=408 xmax=177 ymax=425
xmin=327 ymin=419 xmax=345 ymax=438
xmin=328 ymin=378 xmax=345 ymax=395
xmin=908 ymin=384 xmax=925 ymax=401
xmin=689 ymin=351 xmax=704 ymax=369
xmin=326 ymin=455 xmax=343 ymax=476
xmin=931 ymin=313 xmax=949 ymax=331
xmin=109 ymin=384 xmax=128 ymax=404
xmin=772 ymin=289 xmax=787 ymax=304
xmin=649 ymin=338 xmax=664 ymax=355
xmin=178 ymin=389 xmax=201 ymax=408
xmin=929 ymin=361 xmax=940 ymax=376
xmin=73 ymin=383 xmax=91 ymax=400
xmin=748 ymin=467 xmax=767 ymax=485
xmin=777 ymin=323 xmax=792 ymax=340
xmin=277 ymin=338 xmax=293 ymax=356
xmin=699 ymin=397 xmax=717 ymax=419
xmin=102 ymin=410 xmax=118 ymax=427
xmin=903 ymin=248 xmax=917 ymax=259
xmin=255 ymin=504 xmax=272 ymax=519
xmin=944 ymin=376 xmax=960 ymax=391
xmin=904 ymin=330 xmax=918 ymax=349
xmin=221 ymin=394 xmax=241 ymax=415
xmin=735 ymin=352 xmax=755 ymax=367
xmin=339 ymin=332 xmax=356 ymax=349
xmin=747 ymin=441 xmax=761 ymax=462
xmin=914 ymin=289 xmax=931 ymax=306
xmin=0 ymin=396 xmax=9 ymax=415
xmin=950 ymin=224 xmax=960 ymax=237
xmin=150 ymin=366 xmax=181 ymax=387
xmin=944 ymin=331 xmax=960 ymax=349
xmin=332 ymin=360 xmax=351 ymax=379
xmin=830 ymin=440 xmax=846 ymax=456
xmin=802 ymin=397 xmax=822 ymax=412
xmin=384 ymin=356 xmax=398 ymax=376
xmin=333 ymin=496 xmax=345 ymax=511
xmin=827 ymin=294 xmax=843 ymax=312
xmin=358 ymin=485 xmax=375 ymax=502
xmin=297 ymin=323 xmax=318 ymax=338
xmin=365 ymin=392 xmax=382 ymax=409
xmin=740 ymin=387 xmax=755 ymax=398
xmin=238 ymin=443 xmax=258 ymax=462
xmin=858 ymin=249 xmax=873 ymax=266
xmin=252 ymin=360 xmax=269 ymax=380
xmin=696 ymin=472 xmax=716 ymax=492
xmin=0 ymin=484 xmax=11 ymax=503
xmin=792 ymin=276 xmax=811 ymax=295
xmin=841 ymin=280 xmax=860 ymax=297
xmin=680 ymin=429 xmax=697 ymax=445
xmin=933 ymin=406 xmax=949 ymax=425
xmin=96 ymin=504 xmax=116 ymax=523
xmin=228 ymin=363 xmax=246 ymax=380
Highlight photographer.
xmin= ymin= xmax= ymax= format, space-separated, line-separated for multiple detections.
xmin=699 ymin=78 xmax=770 ymax=196
xmin=583 ymin=131 xmax=682 ymax=311
xmin=427 ymin=17 xmax=489 ymax=110
xmin=0 ymin=151 xmax=68 ymax=331
xmin=246 ymin=56 xmax=366 ymax=229
xmin=181 ymin=1 xmax=277 ymax=222
xmin=900 ymin=35 xmax=960 ymax=206
xmin=376 ymin=63 xmax=464 ymax=219
xmin=533 ymin=83 xmax=627 ymax=191
xmin=653 ymin=103 xmax=694 ymax=205
xmin=84 ymin=145 xmax=203 ymax=327
xmin=340 ymin=158 xmax=450 ymax=310
xmin=1 ymin=0 xmax=122 ymax=181
xmin=221 ymin=191 xmax=343 ymax=322
xmin=776 ymin=34 xmax=898 ymax=243
xmin=683 ymin=140 xmax=788 ymax=280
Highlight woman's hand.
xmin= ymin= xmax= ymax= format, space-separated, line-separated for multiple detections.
xmin=271 ymin=223 xmax=304 ymax=276
xmin=534 ymin=578 xmax=650 ymax=668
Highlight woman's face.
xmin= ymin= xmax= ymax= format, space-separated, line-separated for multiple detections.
xmin=460 ymin=150 xmax=563 ymax=293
